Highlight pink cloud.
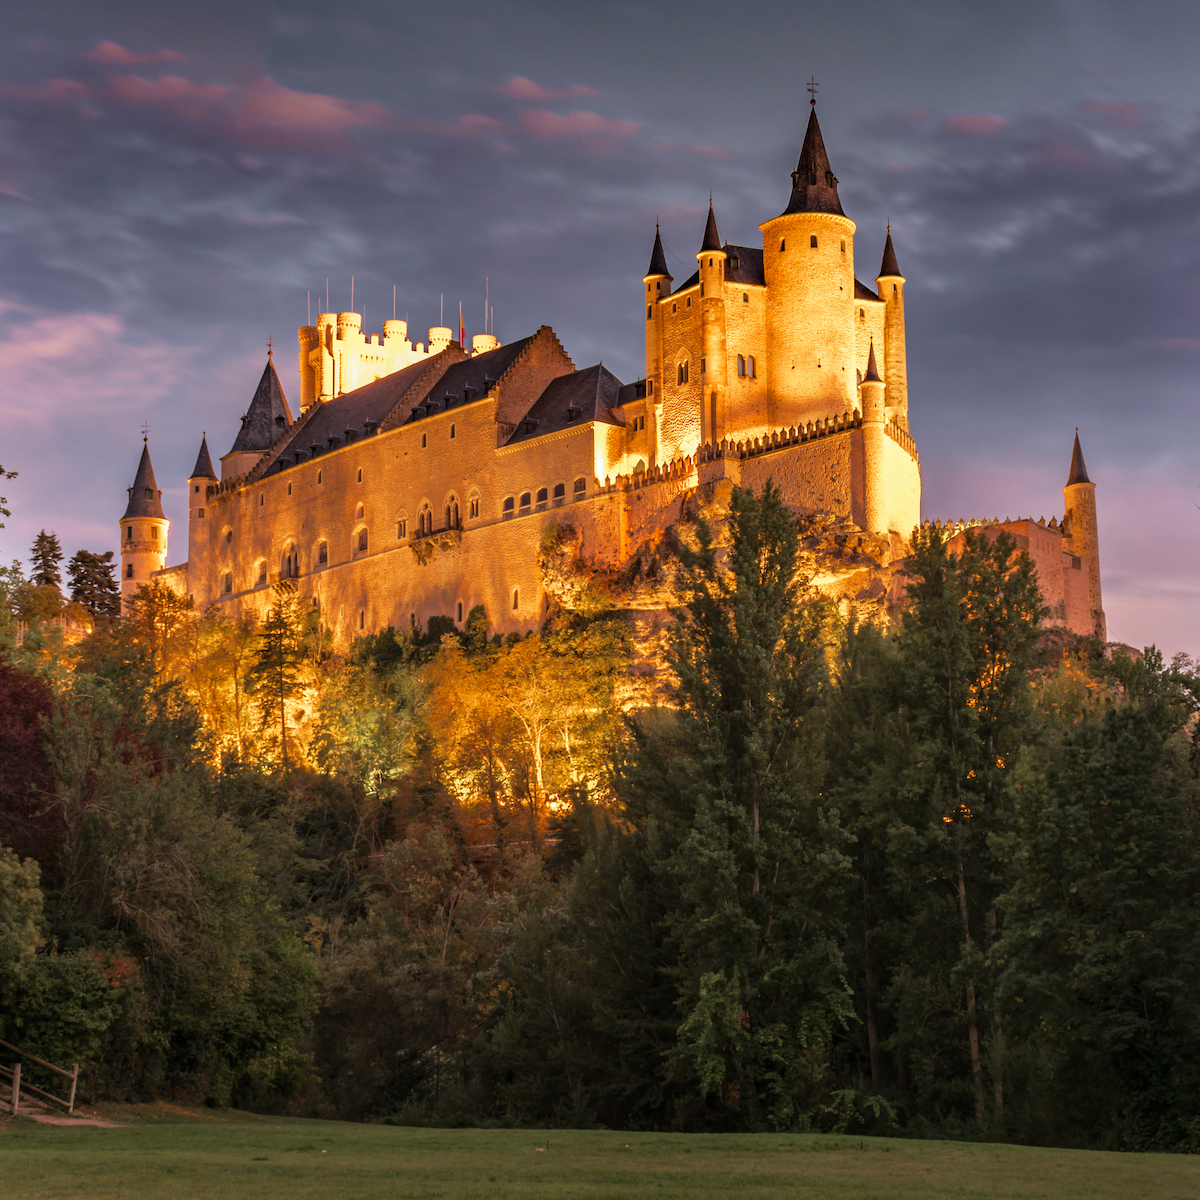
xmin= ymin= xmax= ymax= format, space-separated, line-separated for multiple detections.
xmin=84 ymin=40 xmax=188 ymax=66
xmin=0 ymin=78 xmax=92 ymax=103
xmin=230 ymin=78 xmax=394 ymax=138
xmin=495 ymin=76 xmax=598 ymax=101
xmin=1080 ymin=100 xmax=1143 ymax=128
xmin=649 ymin=141 xmax=737 ymax=161
xmin=518 ymin=109 xmax=641 ymax=149
xmin=944 ymin=114 xmax=1008 ymax=136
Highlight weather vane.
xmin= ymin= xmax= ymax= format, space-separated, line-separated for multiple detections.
xmin=266 ymin=334 xmax=275 ymax=358
xmin=140 ymin=421 xmax=151 ymax=442
xmin=807 ymin=77 xmax=819 ymax=106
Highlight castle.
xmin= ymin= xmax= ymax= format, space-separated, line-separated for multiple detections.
xmin=119 ymin=105 xmax=1106 ymax=644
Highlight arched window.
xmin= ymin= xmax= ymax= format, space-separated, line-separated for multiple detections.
xmin=359 ymin=611 xmax=365 ymax=630
xmin=282 ymin=546 xmax=298 ymax=578
xmin=573 ymin=477 xmax=586 ymax=502
xmin=737 ymin=354 xmax=745 ymax=377
xmin=747 ymin=355 xmax=756 ymax=378
xmin=502 ymin=496 xmax=515 ymax=521
xmin=396 ymin=517 xmax=407 ymax=539
xmin=810 ymin=234 xmax=818 ymax=248
xmin=456 ymin=601 xmax=463 ymax=622
xmin=468 ymin=495 xmax=480 ymax=520
xmin=445 ymin=497 xmax=459 ymax=529
xmin=257 ymin=561 xmax=267 ymax=586
xmin=552 ymin=483 xmax=565 ymax=507
xmin=223 ymin=572 xmax=232 ymax=594
xmin=512 ymin=587 xmax=519 ymax=610
xmin=518 ymin=492 xmax=531 ymax=516
xmin=318 ymin=541 xmax=328 ymax=565
xmin=859 ymin=308 xmax=865 ymax=320
xmin=357 ymin=528 xmax=368 ymax=553
xmin=535 ymin=487 xmax=548 ymax=513
xmin=840 ymin=239 xmax=846 ymax=252
xmin=677 ymin=360 xmax=689 ymax=385
xmin=780 ymin=238 xmax=786 ymax=251
xmin=743 ymin=292 xmax=748 ymax=303
xmin=225 ymin=529 xmax=232 ymax=544
xmin=357 ymin=468 xmax=362 ymax=483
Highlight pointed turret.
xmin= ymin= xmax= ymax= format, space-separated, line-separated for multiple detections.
xmin=863 ymin=339 xmax=882 ymax=383
xmin=1066 ymin=430 xmax=1091 ymax=485
xmin=122 ymin=440 xmax=165 ymax=519
xmin=229 ymin=355 xmax=293 ymax=455
xmin=782 ymin=105 xmax=845 ymax=217
xmin=646 ymin=224 xmax=671 ymax=280
xmin=190 ymin=434 xmax=217 ymax=481
xmin=879 ymin=228 xmax=900 ymax=278
xmin=700 ymin=201 xmax=722 ymax=252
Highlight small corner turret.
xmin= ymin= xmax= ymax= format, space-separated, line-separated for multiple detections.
xmin=876 ymin=226 xmax=909 ymax=429
xmin=119 ymin=437 xmax=169 ymax=611
xmin=1062 ymin=429 xmax=1105 ymax=640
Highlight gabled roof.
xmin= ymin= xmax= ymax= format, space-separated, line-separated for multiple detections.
xmin=1066 ymin=431 xmax=1091 ymax=486
xmin=700 ymin=202 xmax=722 ymax=252
xmin=646 ymin=225 xmax=671 ymax=278
xmin=122 ymin=441 xmax=165 ymax=520
xmin=854 ymin=278 xmax=880 ymax=301
xmin=879 ymin=229 xmax=901 ymax=278
xmin=724 ymin=244 xmax=765 ymax=286
xmin=229 ymin=356 xmax=294 ymax=454
xmin=417 ymin=335 xmax=539 ymax=423
xmin=781 ymin=106 xmax=845 ymax=217
xmin=190 ymin=435 xmax=217 ymax=480
xmin=504 ymin=364 xmax=625 ymax=445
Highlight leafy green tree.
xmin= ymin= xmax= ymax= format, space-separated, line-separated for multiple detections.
xmin=29 ymin=530 xmax=63 ymax=590
xmin=67 ymin=549 xmax=121 ymax=620
xmin=250 ymin=582 xmax=305 ymax=767
xmin=576 ymin=481 xmax=849 ymax=1130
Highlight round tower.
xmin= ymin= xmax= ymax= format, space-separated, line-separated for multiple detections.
xmin=1062 ymin=431 xmax=1106 ymax=641
xmin=876 ymin=227 xmax=908 ymax=430
xmin=298 ymin=324 xmax=318 ymax=413
xmin=186 ymin=433 xmax=217 ymax=608
xmin=759 ymin=103 xmax=857 ymax=427
xmin=336 ymin=311 xmax=363 ymax=394
xmin=643 ymin=223 xmax=673 ymax=466
xmin=697 ymin=202 xmax=729 ymax=446
xmin=859 ymin=341 xmax=887 ymax=535
xmin=120 ymin=438 xmax=169 ymax=612
xmin=316 ymin=312 xmax=336 ymax=401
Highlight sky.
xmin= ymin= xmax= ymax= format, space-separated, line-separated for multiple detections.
xmin=0 ymin=0 xmax=1197 ymax=656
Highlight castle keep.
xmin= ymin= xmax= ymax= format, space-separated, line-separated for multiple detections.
xmin=120 ymin=106 xmax=1105 ymax=644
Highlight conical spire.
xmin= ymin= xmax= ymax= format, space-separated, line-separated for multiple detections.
xmin=229 ymin=356 xmax=294 ymax=454
xmin=879 ymin=227 xmax=901 ymax=277
xmin=1066 ymin=430 xmax=1091 ymax=486
xmin=122 ymin=440 xmax=165 ymax=520
xmin=190 ymin=434 xmax=216 ymax=480
xmin=863 ymin=340 xmax=882 ymax=383
xmin=646 ymin=224 xmax=671 ymax=278
xmin=782 ymin=105 xmax=845 ymax=217
xmin=700 ymin=201 xmax=722 ymax=252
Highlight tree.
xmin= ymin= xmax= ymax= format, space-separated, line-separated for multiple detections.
xmin=67 ymin=550 xmax=121 ymax=620
xmin=123 ymin=581 xmax=196 ymax=686
xmin=579 ymin=481 xmax=850 ymax=1130
xmin=249 ymin=582 xmax=305 ymax=768
xmin=29 ymin=530 xmax=63 ymax=590
xmin=0 ymin=463 xmax=14 ymax=530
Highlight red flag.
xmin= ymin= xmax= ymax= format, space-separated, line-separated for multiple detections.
xmin=459 ymin=302 xmax=464 ymax=346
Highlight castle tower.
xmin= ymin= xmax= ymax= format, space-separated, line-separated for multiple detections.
xmin=697 ymin=202 xmax=729 ymax=445
xmin=1062 ymin=431 xmax=1106 ymax=640
xmin=643 ymin=224 xmax=672 ymax=466
xmin=859 ymin=341 xmax=887 ymax=535
xmin=120 ymin=438 xmax=168 ymax=611
xmin=759 ymin=102 xmax=857 ymax=426
xmin=876 ymin=228 xmax=909 ymax=430
xmin=221 ymin=352 xmax=294 ymax=481
xmin=298 ymin=324 xmax=318 ymax=412
xmin=187 ymin=434 xmax=217 ymax=607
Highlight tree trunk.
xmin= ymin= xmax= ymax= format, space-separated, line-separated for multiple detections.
xmin=957 ymin=856 xmax=986 ymax=1123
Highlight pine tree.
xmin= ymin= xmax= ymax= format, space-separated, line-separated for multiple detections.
xmin=250 ymin=581 xmax=305 ymax=767
xmin=67 ymin=549 xmax=121 ymax=620
xmin=29 ymin=530 xmax=63 ymax=590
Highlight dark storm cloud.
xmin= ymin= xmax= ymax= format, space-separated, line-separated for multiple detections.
xmin=0 ymin=1 xmax=1196 ymax=654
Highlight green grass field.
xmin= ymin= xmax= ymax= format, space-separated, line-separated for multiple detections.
xmin=1 ymin=1106 xmax=1197 ymax=1199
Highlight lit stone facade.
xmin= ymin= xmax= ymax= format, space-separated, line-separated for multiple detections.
xmin=127 ymin=106 xmax=1103 ymax=644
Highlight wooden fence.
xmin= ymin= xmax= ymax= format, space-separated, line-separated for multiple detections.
xmin=0 ymin=1039 xmax=78 ymax=1115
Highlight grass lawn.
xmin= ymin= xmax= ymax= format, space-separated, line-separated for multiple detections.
xmin=1 ymin=1105 xmax=1197 ymax=1199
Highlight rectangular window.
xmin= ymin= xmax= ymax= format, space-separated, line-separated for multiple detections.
xmin=357 ymin=468 xmax=362 ymax=482
xmin=151 ymin=527 xmax=158 ymax=540
xmin=197 ymin=508 xmax=205 ymax=518
xmin=450 ymin=424 xmax=455 ymax=439
xmin=287 ymin=482 xmax=292 ymax=495
xmin=422 ymin=433 xmax=427 ymax=448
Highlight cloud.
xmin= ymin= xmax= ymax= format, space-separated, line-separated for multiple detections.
xmin=495 ymin=76 xmax=598 ymax=101
xmin=648 ymin=142 xmax=737 ymax=161
xmin=943 ymin=114 xmax=1008 ymax=136
xmin=83 ymin=41 xmax=188 ymax=66
xmin=1080 ymin=100 xmax=1144 ymax=128
xmin=517 ymin=109 xmax=641 ymax=150
xmin=0 ymin=306 xmax=182 ymax=428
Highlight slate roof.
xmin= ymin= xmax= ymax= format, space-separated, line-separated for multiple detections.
xmin=417 ymin=336 xmax=538 ymax=422
xmin=781 ymin=106 xmax=845 ymax=217
xmin=854 ymin=278 xmax=880 ymax=301
xmin=1066 ymin=432 xmax=1091 ymax=486
xmin=123 ymin=441 xmax=165 ymax=519
xmin=646 ymin=226 xmax=671 ymax=278
xmin=673 ymin=269 xmax=700 ymax=294
xmin=724 ymin=244 xmax=765 ymax=286
xmin=700 ymin=202 xmax=722 ymax=252
xmin=229 ymin=357 xmax=294 ymax=454
xmin=504 ymin=364 xmax=625 ymax=445
xmin=879 ymin=229 xmax=901 ymax=278
xmin=190 ymin=435 xmax=217 ymax=480
xmin=863 ymin=341 xmax=882 ymax=383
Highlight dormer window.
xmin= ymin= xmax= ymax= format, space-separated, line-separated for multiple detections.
xmin=145 ymin=488 xmax=153 ymax=500
xmin=567 ymin=405 xmax=581 ymax=423
xmin=730 ymin=255 xmax=739 ymax=269
xmin=275 ymin=414 xmax=286 ymax=427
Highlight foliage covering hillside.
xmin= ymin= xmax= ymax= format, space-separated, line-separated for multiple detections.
xmin=1 ymin=483 xmax=1198 ymax=1151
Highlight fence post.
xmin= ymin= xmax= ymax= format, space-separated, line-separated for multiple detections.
xmin=68 ymin=1065 xmax=78 ymax=1114
xmin=11 ymin=1063 xmax=19 ymax=1115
